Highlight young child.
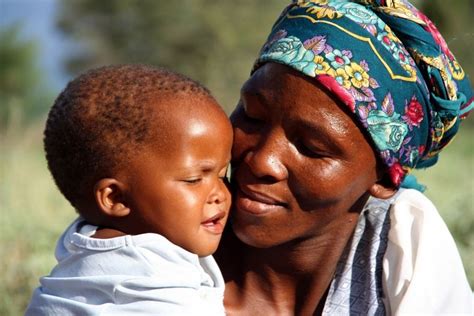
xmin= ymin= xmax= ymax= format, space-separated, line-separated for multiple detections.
xmin=25 ymin=65 xmax=232 ymax=315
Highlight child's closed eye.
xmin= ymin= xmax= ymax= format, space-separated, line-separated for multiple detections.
xmin=182 ymin=178 xmax=202 ymax=184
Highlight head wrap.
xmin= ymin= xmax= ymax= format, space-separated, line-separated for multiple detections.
xmin=253 ymin=0 xmax=473 ymax=188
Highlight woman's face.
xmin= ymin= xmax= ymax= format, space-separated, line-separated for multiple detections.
xmin=230 ymin=63 xmax=380 ymax=248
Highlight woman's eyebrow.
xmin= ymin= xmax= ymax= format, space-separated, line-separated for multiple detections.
xmin=240 ymin=92 xmax=273 ymax=115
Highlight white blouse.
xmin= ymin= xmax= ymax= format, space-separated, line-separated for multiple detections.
xmin=383 ymin=189 xmax=472 ymax=315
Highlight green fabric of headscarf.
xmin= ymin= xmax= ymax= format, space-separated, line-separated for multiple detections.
xmin=253 ymin=0 xmax=473 ymax=188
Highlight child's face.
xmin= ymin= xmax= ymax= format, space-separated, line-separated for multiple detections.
xmin=123 ymin=96 xmax=233 ymax=257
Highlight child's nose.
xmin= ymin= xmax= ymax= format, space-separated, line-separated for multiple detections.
xmin=207 ymin=180 xmax=229 ymax=204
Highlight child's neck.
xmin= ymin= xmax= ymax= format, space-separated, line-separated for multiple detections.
xmin=91 ymin=227 xmax=127 ymax=239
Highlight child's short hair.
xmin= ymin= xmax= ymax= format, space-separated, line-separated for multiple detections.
xmin=44 ymin=64 xmax=213 ymax=209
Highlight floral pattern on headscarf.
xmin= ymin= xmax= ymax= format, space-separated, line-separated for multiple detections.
xmin=253 ymin=0 xmax=473 ymax=187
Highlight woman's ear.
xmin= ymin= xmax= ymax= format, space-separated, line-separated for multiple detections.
xmin=369 ymin=173 xmax=397 ymax=199
xmin=94 ymin=178 xmax=130 ymax=217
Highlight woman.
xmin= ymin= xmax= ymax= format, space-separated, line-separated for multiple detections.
xmin=216 ymin=0 xmax=473 ymax=315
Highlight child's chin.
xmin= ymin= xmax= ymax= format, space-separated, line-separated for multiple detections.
xmin=195 ymin=245 xmax=219 ymax=257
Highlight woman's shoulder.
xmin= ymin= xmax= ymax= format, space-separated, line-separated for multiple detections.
xmin=382 ymin=189 xmax=472 ymax=315
xmin=385 ymin=188 xmax=458 ymax=265
xmin=387 ymin=188 xmax=453 ymax=238
xmin=391 ymin=188 xmax=436 ymax=212
xmin=364 ymin=188 xmax=436 ymax=218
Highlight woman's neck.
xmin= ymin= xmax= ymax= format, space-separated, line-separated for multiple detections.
xmin=221 ymin=213 xmax=360 ymax=315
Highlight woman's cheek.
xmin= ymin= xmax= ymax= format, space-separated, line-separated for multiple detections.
xmin=232 ymin=128 xmax=260 ymax=165
xmin=289 ymin=160 xmax=350 ymax=208
xmin=231 ymin=128 xmax=246 ymax=159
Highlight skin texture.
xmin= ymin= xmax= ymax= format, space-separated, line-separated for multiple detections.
xmin=91 ymin=94 xmax=233 ymax=257
xmin=217 ymin=63 xmax=394 ymax=315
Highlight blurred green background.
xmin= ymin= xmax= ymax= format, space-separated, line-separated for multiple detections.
xmin=1 ymin=1 xmax=472 ymax=315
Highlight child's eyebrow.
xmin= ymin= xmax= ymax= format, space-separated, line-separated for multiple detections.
xmin=177 ymin=160 xmax=216 ymax=172
xmin=198 ymin=161 xmax=219 ymax=171
xmin=176 ymin=159 xmax=230 ymax=174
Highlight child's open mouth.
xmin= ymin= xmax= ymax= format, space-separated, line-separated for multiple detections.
xmin=201 ymin=211 xmax=226 ymax=234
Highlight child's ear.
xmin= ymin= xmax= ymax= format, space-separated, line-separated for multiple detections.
xmin=94 ymin=178 xmax=130 ymax=217
xmin=368 ymin=174 xmax=397 ymax=199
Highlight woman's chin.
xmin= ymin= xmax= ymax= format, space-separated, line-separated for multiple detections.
xmin=231 ymin=220 xmax=283 ymax=249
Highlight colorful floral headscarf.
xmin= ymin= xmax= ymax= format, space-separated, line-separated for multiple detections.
xmin=253 ymin=0 xmax=473 ymax=188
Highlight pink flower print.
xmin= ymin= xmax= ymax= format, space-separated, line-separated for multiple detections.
xmin=397 ymin=51 xmax=406 ymax=63
xmin=388 ymin=162 xmax=405 ymax=187
xmin=317 ymin=74 xmax=356 ymax=112
xmin=377 ymin=32 xmax=396 ymax=51
xmin=417 ymin=10 xmax=454 ymax=60
xmin=418 ymin=145 xmax=426 ymax=156
xmin=402 ymin=96 xmax=424 ymax=128
xmin=382 ymin=34 xmax=391 ymax=46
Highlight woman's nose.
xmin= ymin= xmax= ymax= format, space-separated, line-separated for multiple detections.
xmin=244 ymin=132 xmax=288 ymax=182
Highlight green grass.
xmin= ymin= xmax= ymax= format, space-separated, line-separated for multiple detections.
xmin=0 ymin=121 xmax=76 ymax=316
xmin=1 ymin=121 xmax=472 ymax=315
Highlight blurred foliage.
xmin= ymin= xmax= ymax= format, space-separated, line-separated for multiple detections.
xmin=0 ymin=1 xmax=473 ymax=315
xmin=0 ymin=24 xmax=53 ymax=130
xmin=56 ymin=0 xmax=288 ymax=113
xmin=0 ymin=124 xmax=76 ymax=316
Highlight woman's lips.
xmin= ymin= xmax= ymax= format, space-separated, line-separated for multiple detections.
xmin=236 ymin=187 xmax=287 ymax=215
xmin=201 ymin=211 xmax=226 ymax=234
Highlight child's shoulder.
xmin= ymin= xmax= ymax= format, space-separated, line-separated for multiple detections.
xmin=55 ymin=218 xmax=202 ymax=270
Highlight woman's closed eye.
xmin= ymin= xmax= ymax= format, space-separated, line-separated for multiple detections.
xmin=294 ymin=140 xmax=327 ymax=158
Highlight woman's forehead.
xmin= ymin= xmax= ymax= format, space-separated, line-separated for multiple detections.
xmin=243 ymin=63 xmax=300 ymax=92
xmin=242 ymin=63 xmax=359 ymax=136
xmin=243 ymin=64 xmax=352 ymax=118
xmin=244 ymin=63 xmax=335 ymax=102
